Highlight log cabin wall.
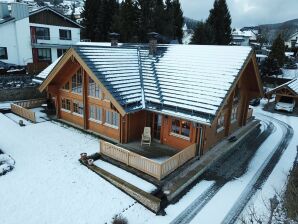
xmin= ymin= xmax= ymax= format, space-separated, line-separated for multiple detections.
xmin=48 ymin=61 xmax=121 ymax=142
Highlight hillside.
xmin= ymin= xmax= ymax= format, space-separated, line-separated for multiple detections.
xmin=243 ymin=18 xmax=298 ymax=43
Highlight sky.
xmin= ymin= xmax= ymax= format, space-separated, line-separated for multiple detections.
xmin=180 ymin=0 xmax=298 ymax=28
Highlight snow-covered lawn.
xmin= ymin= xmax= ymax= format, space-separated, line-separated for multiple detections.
xmin=0 ymin=113 xmax=138 ymax=224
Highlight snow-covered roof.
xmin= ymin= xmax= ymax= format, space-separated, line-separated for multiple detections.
xmin=266 ymin=78 xmax=298 ymax=96
xmin=232 ymin=29 xmax=258 ymax=41
xmin=39 ymin=44 xmax=253 ymax=125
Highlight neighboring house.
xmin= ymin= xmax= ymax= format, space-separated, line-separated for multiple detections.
xmin=231 ymin=29 xmax=258 ymax=46
xmin=285 ymin=31 xmax=298 ymax=49
xmin=266 ymin=78 xmax=298 ymax=106
xmin=0 ymin=2 xmax=82 ymax=66
xmin=37 ymin=40 xmax=263 ymax=156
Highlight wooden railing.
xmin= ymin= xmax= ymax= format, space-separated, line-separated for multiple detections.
xmin=100 ymin=140 xmax=197 ymax=180
xmin=11 ymin=103 xmax=36 ymax=123
xmin=14 ymin=98 xmax=46 ymax=109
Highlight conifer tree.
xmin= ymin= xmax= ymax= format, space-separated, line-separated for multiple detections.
xmin=172 ymin=0 xmax=184 ymax=43
xmin=164 ymin=0 xmax=174 ymax=39
xmin=269 ymin=34 xmax=286 ymax=67
xmin=206 ymin=0 xmax=232 ymax=45
xmin=191 ymin=21 xmax=213 ymax=44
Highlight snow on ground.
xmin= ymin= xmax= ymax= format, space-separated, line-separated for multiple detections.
xmin=5 ymin=113 xmax=32 ymax=125
xmin=281 ymin=64 xmax=298 ymax=79
xmin=123 ymin=180 xmax=215 ymax=224
xmin=239 ymin=101 xmax=298 ymax=222
xmin=94 ymin=160 xmax=157 ymax=193
xmin=190 ymin=110 xmax=285 ymax=224
xmin=0 ymin=153 xmax=14 ymax=175
xmin=0 ymin=113 xmax=139 ymax=224
xmin=31 ymin=107 xmax=49 ymax=122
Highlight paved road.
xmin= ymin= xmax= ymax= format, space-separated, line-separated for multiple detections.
xmin=170 ymin=116 xmax=293 ymax=224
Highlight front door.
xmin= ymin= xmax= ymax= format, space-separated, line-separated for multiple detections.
xmin=153 ymin=114 xmax=162 ymax=141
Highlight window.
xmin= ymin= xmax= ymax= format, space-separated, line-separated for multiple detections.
xmin=217 ymin=113 xmax=225 ymax=132
xmin=89 ymin=105 xmax=102 ymax=122
xmin=72 ymin=69 xmax=83 ymax=94
xmin=59 ymin=29 xmax=72 ymax=40
xmin=36 ymin=27 xmax=50 ymax=40
xmin=61 ymin=98 xmax=71 ymax=111
xmin=62 ymin=82 xmax=70 ymax=90
xmin=57 ymin=49 xmax=68 ymax=57
xmin=73 ymin=100 xmax=83 ymax=115
xmin=0 ymin=47 xmax=8 ymax=59
xmin=231 ymin=106 xmax=238 ymax=122
xmin=171 ymin=119 xmax=191 ymax=138
xmin=105 ymin=110 xmax=119 ymax=127
xmin=37 ymin=48 xmax=51 ymax=62
xmin=88 ymin=77 xmax=101 ymax=99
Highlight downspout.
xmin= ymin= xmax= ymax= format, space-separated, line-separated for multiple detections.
xmin=197 ymin=125 xmax=204 ymax=157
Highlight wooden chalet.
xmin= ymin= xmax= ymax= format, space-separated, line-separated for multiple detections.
xmin=265 ymin=78 xmax=298 ymax=105
xmin=37 ymin=42 xmax=263 ymax=179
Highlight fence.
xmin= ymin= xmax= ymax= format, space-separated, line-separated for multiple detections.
xmin=11 ymin=103 xmax=36 ymax=123
xmin=14 ymin=98 xmax=46 ymax=109
xmin=100 ymin=140 xmax=197 ymax=180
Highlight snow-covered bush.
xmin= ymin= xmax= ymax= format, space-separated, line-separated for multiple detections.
xmin=0 ymin=154 xmax=15 ymax=176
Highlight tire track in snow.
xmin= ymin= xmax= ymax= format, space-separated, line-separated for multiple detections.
xmin=222 ymin=114 xmax=294 ymax=224
xmin=170 ymin=120 xmax=273 ymax=224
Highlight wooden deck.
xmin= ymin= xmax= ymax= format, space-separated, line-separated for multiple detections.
xmin=118 ymin=141 xmax=178 ymax=163
xmin=100 ymin=140 xmax=197 ymax=180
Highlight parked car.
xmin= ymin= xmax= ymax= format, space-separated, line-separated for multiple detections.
xmin=275 ymin=96 xmax=296 ymax=113
xmin=249 ymin=98 xmax=261 ymax=106
xmin=0 ymin=61 xmax=22 ymax=71
xmin=284 ymin=62 xmax=298 ymax=69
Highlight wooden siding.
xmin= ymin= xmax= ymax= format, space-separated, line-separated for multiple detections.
xmin=11 ymin=104 xmax=36 ymax=123
xmin=29 ymin=10 xmax=79 ymax=28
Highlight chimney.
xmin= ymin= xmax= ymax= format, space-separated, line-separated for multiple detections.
xmin=148 ymin=32 xmax=158 ymax=56
xmin=109 ymin=32 xmax=120 ymax=47
xmin=0 ymin=3 xmax=9 ymax=19
xmin=11 ymin=3 xmax=29 ymax=21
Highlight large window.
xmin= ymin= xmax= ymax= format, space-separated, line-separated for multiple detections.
xmin=171 ymin=119 xmax=191 ymax=138
xmin=37 ymin=48 xmax=51 ymax=62
xmin=217 ymin=113 xmax=225 ymax=132
xmin=61 ymin=98 xmax=71 ymax=111
xmin=89 ymin=105 xmax=102 ymax=122
xmin=59 ymin=29 xmax=72 ymax=40
xmin=72 ymin=69 xmax=83 ymax=94
xmin=36 ymin=27 xmax=50 ymax=40
xmin=61 ymin=82 xmax=70 ymax=91
xmin=73 ymin=100 xmax=84 ymax=115
xmin=88 ymin=77 xmax=101 ymax=99
xmin=231 ymin=106 xmax=238 ymax=122
xmin=0 ymin=47 xmax=8 ymax=59
xmin=105 ymin=110 xmax=119 ymax=128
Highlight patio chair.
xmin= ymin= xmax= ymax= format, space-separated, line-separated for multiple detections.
xmin=141 ymin=127 xmax=151 ymax=146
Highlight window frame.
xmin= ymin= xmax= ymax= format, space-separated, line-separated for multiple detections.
xmin=37 ymin=48 xmax=51 ymax=62
xmin=105 ymin=110 xmax=119 ymax=128
xmin=57 ymin=48 xmax=68 ymax=58
xmin=73 ymin=100 xmax=84 ymax=116
xmin=35 ymin=27 xmax=50 ymax=40
xmin=88 ymin=77 xmax=102 ymax=99
xmin=59 ymin=29 xmax=72 ymax=40
xmin=0 ymin=47 xmax=8 ymax=59
xmin=231 ymin=106 xmax=238 ymax=123
xmin=170 ymin=118 xmax=191 ymax=139
xmin=217 ymin=113 xmax=225 ymax=132
xmin=61 ymin=98 xmax=71 ymax=112
xmin=89 ymin=105 xmax=102 ymax=123
xmin=71 ymin=69 xmax=83 ymax=95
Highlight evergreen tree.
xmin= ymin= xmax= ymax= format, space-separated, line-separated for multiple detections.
xmin=206 ymin=0 xmax=232 ymax=45
xmin=117 ymin=0 xmax=138 ymax=42
xmin=81 ymin=0 xmax=101 ymax=41
xmin=137 ymin=0 xmax=155 ymax=42
xmin=152 ymin=0 xmax=166 ymax=36
xmin=70 ymin=2 xmax=76 ymax=22
xmin=164 ymin=0 xmax=174 ymax=39
xmin=269 ymin=34 xmax=286 ymax=67
xmin=172 ymin=0 xmax=184 ymax=43
xmin=191 ymin=21 xmax=213 ymax=44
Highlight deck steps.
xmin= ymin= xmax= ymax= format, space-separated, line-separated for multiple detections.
xmin=80 ymin=159 xmax=162 ymax=214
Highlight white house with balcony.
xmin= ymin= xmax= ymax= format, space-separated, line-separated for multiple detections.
xmin=0 ymin=2 xmax=82 ymax=66
xmin=285 ymin=31 xmax=298 ymax=49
